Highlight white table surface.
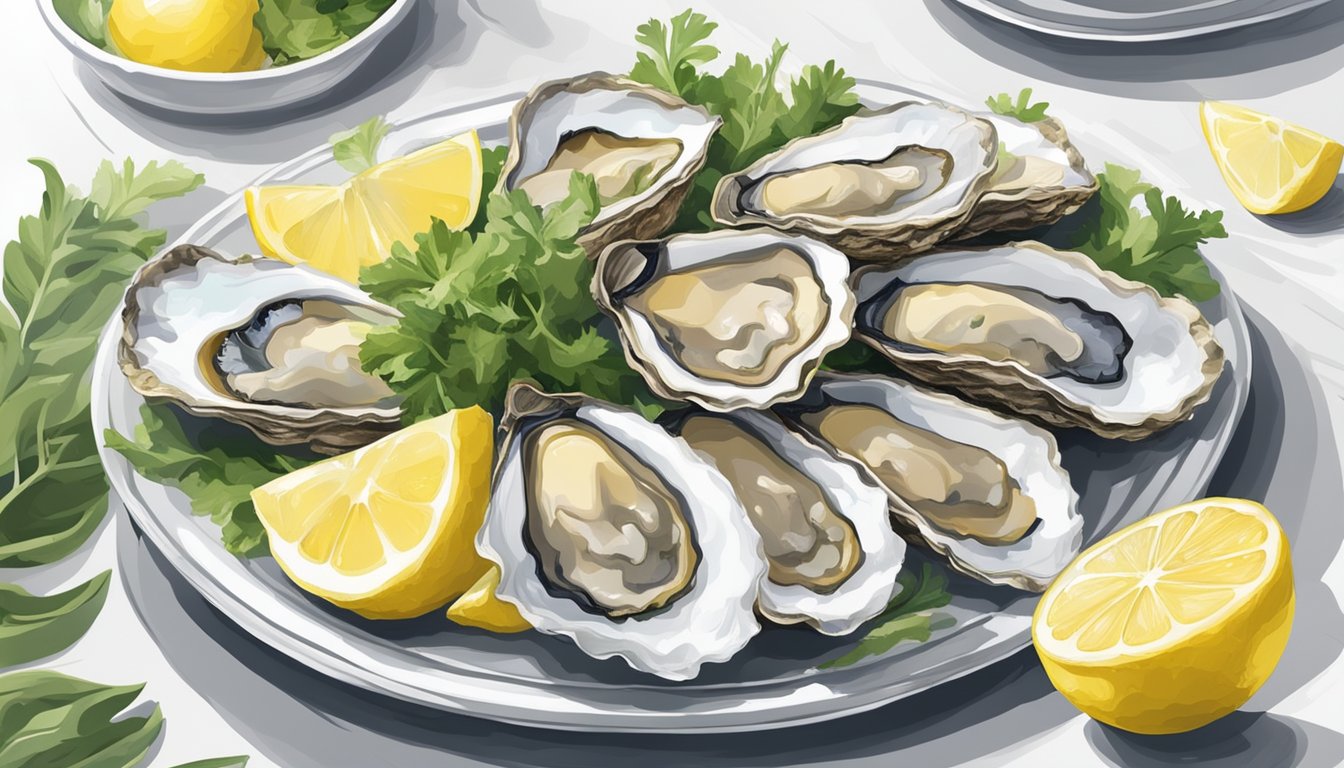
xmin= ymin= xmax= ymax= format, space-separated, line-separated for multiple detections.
xmin=2 ymin=1 xmax=1343 ymax=766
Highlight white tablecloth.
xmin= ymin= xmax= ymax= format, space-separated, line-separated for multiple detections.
xmin=2 ymin=1 xmax=1342 ymax=765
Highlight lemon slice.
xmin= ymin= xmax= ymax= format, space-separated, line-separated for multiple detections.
xmin=246 ymin=130 xmax=483 ymax=283
xmin=1200 ymin=101 xmax=1343 ymax=215
xmin=251 ymin=406 xmax=495 ymax=620
xmin=446 ymin=566 xmax=531 ymax=633
xmin=1034 ymin=498 xmax=1294 ymax=735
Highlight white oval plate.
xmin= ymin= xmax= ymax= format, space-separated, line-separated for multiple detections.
xmin=91 ymin=81 xmax=1251 ymax=733
xmin=944 ymin=0 xmax=1333 ymax=41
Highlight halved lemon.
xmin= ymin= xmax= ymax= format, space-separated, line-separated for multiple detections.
xmin=1200 ymin=101 xmax=1343 ymax=215
xmin=446 ymin=566 xmax=530 ymax=633
xmin=251 ymin=406 xmax=495 ymax=619
xmin=245 ymin=130 xmax=483 ymax=283
xmin=1034 ymin=498 xmax=1294 ymax=735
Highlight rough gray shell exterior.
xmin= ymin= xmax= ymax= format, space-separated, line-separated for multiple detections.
xmin=118 ymin=244 xmax=401 ymax=455
xmin=709 ymin=101 xmax=998 ymax=260
xmin=952 ymin=115 xmax=1099 ymax=242
xmin=498 ymin=72 xmax=720 ymax=258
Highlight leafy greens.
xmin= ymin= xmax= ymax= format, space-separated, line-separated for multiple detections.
xmin=985 ymin=87 xmax=1050 ymax=123
xmin=0 ymin=671 xmax=163 ymax=768
xmin=0 ymin=159 xmax=202 ymax=567
xmin=359 ymin=165 xmax=658 ymax=422
xmin=330 ymin=116 xmax=391 ymax=174
xmin=51 ymin=0 xmax=113 ymax=51
xmin=1047 ymin=163 xmax=1226 ymax=300
xmin=105 ymin=406 xmax=311 ymax=557
xmin=629 ymin=9 xmax=861 ymax=231
xmin=255 ymin=0 xmax=397 ymax=65
xmin=0 ymin=571 xmax=110 ymax=667
xmin=819 ymin=562 xmax=954 ymax=669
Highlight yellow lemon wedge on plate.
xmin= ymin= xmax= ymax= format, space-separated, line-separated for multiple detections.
xmin=245 ymin=130 xmax=483 ymax=283
xmin=251 ymin=406 xmax=495 ymax=620
xmin=108 ymin=0 xmax=264 ymax=73
xmin=1034 ymin=498 xmax=1293 ymax=735
xmin=446 ymin=566 xmax=531 ymax=633
xmin=1200 ymin=101 xmax=1343 ymax=215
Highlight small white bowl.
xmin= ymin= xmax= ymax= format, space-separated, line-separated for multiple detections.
xmin=37 ymin=0 xmax=418 ymax=116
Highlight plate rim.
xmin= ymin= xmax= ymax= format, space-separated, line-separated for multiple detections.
xmin=942 ymin=0 xmax=1335 ymax=41
xmin=92 ymin=82 xmax=1254 ymax=733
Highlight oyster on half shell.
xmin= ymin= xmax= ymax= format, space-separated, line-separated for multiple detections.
xmin=777 ymin=374 xmax=1081 ymax=591
xmin=593 ymin=228 xmax=855 ymax=411
xmin=665 ymin=409 xmax=905 ymax=635
xmin=850 ymin=241 xmax=1225 ymax=439
xmin=952 ymin=112 xmax=1097 ymax=241
xmin=500 ymin=73 xmax=720 ymax=257
xmin=478 ymin=383 xmax=764 ymax=680
xmin=118 ymin=245 xmax=401 ymax=454
xmin=711 ymin=101 xmax=998 ymax=260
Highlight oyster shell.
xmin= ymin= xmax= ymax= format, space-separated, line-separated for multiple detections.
xmin=665 ymin=409 xmax=905 ymax=635
xmin=710 ymin=101 xmax=998 ymax=260
xmin=850 ymin=241 xmax=1225 ymax=439
xmin=119 ymin=245 xmax=401 ymax=454
xmin=478 ymin=383 xmax=764 ymax=680
xmin=500 ymin=73 xmax=720 ymax=256
xmin=777 ymin=373 xmax=1081 ymax=591
xmin=593 ymin=228 xmax=855 ymax=411
xmin=953 ymin=113 xmax=1097 ymax=241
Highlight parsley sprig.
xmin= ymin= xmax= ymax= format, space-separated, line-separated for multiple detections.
xmin=986 ymin=87 xmax=1051 ymax=123
xmin=630 ymin=9 xmax=861 ymax=231
xmin=1049 ymin=163 xmax=1227 ymax=300
xmin=358 ymin=150 xmax=657 ymax=422
xmin=820 ymin=562 xmax=954 ymax=669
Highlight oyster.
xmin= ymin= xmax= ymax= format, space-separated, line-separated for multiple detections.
xmin=119 ymin=245 xmax=401 ymax=454
xmin=666 ymin=409 xmax=905 ymax=634
xmin=953 ymin=112 xmax=1097 ymax=241
xmin=777 ymin=374 xmax=1080 ymax=591
xmin=500 ymin=73 xmax=720 ymax=256
xmin=478 ymin=383 xmax=764 ymax=680
xmin=851 ymin=241 xmax=1225 ymax=439
xmin=711 ymin=101 xmax=998 ymax=260
xmin=593 ymin=228 xmax=855 ymax=411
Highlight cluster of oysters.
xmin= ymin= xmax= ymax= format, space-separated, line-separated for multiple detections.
xmin=117 ymin=73 xmax=1225 ymax=681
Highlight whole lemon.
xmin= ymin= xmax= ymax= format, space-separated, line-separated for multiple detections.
xmin=108 ymin=0 xmax=266 ymax=73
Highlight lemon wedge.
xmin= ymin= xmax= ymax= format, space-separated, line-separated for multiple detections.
xmin=446 ymin=566 xmax=531 ymax=633
xmin=246 ymin=130 xmax=483 ymax=283
xmin=1200 ymin=101 xmax=1343 ymax=215
xmin=108 ymin=0 xmax=264 ymax=73
xmin=1034 ymin=498 xmax=1294 ymax=735
xmin=251 ymin=406 xmax=495 ymax=620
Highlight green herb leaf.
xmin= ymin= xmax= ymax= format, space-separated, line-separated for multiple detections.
xmin=820 ymin=563 xmax=954 ymax=669
xmin=360 ymin=173 xmax=656 ymax=420
xmin=986 ymin=87 xmax=1051 ymax=123
xmin=1051 ymin=162 xmax=1226 ymax=300
xmin=330 ymin=116 xmax=391 ymax=174
xmin=105 ymin=406 xmax=311 ymax=557
xmin=170 ymin=757 xmax=250 ymax=768
xmin=629 ymin=13 xmax=861 ymax=233
xmin=0 ymin=670 xmax=163 ymax=768
xmin=52 ymin=0 xmax=113 ymax=51
xmin=630 ymin=9 xmax=720 ymax=98
xmin=0 ymin=159 xmax=201 ymax=567
xmin=255 ymin=0 xmax=392 ymax=65
xmin=0 ymin=571 xmax=110 ymax=667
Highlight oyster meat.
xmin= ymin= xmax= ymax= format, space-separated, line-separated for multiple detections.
xmin=478 ymin=383 xmax=764 ymax=680
xmin=778 ymin=374 xmax=1081 ymax=591
xmin=851 ymin=241 xmax=1225 ymax=439
xmin=952 ymin=112 xmax=1097 ymax=241
xmin=119 ymin=245 xmax=401 ymax=454
xmin=500 ymin=73 xmax=720 ymax=256
xmin=667 ymin=409 xmax=905 ymax=634
xmin=711 ymin=101 xmax=998 ymax=260
xmin=594 ymin=228 xmax=855 ymax=411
